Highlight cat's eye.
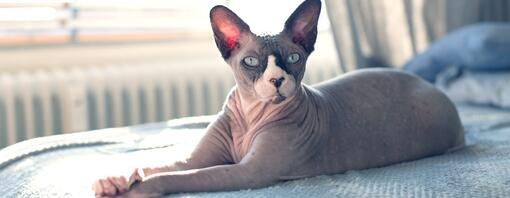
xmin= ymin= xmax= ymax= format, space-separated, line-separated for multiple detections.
xmin=287 ymin=53 xmax=300 ymax=64
xmin=243 ymin=56 xmax=259 ymax=67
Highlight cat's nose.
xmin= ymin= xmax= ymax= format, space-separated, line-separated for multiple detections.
xmin=269 ymin=77 xmax=285 ymax=88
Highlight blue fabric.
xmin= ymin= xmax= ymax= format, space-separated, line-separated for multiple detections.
xmin=403 ymin=22 xmax=510 ymax=82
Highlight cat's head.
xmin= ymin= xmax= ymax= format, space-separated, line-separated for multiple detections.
xmin=210 ymin=0 xmax=321 ymax=104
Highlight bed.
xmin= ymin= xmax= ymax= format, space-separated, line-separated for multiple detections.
xmin=1 ymin=102 xmax=509 ymax=197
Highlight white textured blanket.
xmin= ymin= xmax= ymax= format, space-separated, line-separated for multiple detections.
xmin=0 ymin=105 xmax=509 ymax=198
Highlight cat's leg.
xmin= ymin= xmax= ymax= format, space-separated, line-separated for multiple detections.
xmin=121 ymin=127 xmax=299 ymax=196
xmin=142 ymin=118 xmax=234 ymax=175
xmin=93 ymin=116 xmax=234 ymax=197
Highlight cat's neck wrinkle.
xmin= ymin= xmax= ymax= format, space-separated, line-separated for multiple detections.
xmin=224 ymin=86 xmax=312 ymax=162
xmin=228 ymin=86 xmax=305 ymax=129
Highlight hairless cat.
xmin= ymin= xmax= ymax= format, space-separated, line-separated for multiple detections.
xmin=93 ymin=0 xmax=464 ymax=197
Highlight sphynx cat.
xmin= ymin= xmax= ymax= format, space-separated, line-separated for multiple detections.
xmin=93 ymin=0 xmax=464 ymax=197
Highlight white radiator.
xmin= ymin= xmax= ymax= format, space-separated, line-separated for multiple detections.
xmin=0 ymin=62 xmax=340 ymax=148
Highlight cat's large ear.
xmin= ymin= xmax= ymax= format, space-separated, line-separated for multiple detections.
xmin=210 ymin=5 xmax=251 ymax=59
xmin=283 ymin=0 xmax=321 ymax=54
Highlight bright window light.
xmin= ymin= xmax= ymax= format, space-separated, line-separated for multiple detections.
xmin=0 ymin=7 xmax=58 ymax=21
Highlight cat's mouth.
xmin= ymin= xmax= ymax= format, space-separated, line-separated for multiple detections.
xmin=270 ymin=93 xmax=287 ymax=104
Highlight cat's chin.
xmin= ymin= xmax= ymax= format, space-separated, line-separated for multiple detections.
xmin=269 ymin=94 xmax=287 ymax=104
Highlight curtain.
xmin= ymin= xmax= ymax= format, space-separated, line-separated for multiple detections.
xmin=325 ymin=0 xmax=510 ymax=72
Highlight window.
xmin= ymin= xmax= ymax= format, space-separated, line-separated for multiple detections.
xmin=0 ymin=0 xmax=225 ymax=46
xmin=0 ymin=0 xmax=330 ymax=46
xmin=0 ymin=0 xmax=337 ymax=73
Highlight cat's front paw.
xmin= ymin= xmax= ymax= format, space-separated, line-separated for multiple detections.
xmin=93 ymin=168 xmax=145 ymax=197
xmin=92 ymin=176 xmax=129 ymax=197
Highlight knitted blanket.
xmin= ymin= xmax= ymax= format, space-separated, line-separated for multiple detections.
xmin=1 ymin=105 xmax=509 ymax=198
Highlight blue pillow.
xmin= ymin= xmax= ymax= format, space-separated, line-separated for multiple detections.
xmin=403 ymin=22 xmax=510 ymax=82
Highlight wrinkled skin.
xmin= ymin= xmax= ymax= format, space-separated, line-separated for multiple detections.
xmin=93 ymin=0 xmax=464 ymax=197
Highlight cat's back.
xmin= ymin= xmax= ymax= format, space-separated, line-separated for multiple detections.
xmin=312 ymin=68 xmax=440 ymax=109
xmin=308 ymin=68 xmax=464 ymax=173
xmin=312 ymin=68 xmax=423 ymax=95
